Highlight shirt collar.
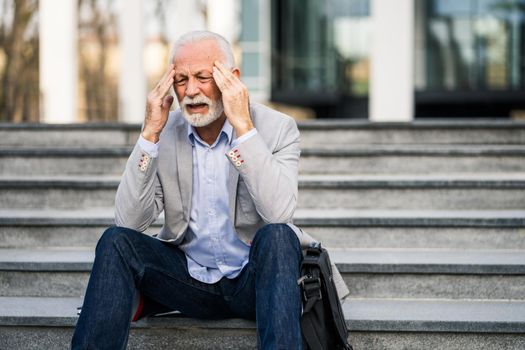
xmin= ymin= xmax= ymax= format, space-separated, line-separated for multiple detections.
xmin=187 ymin=118 xmax=234 ymax=147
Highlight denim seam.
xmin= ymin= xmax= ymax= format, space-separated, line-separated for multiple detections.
xmin=142 ymin=264 xmax=222 ymax=296
xmin=113 ymin=234 xmax=146 ymax=287
xmin=230 ymin=265 xmax=255 ymax=297
xmin=112 ymin=232 xmax=221 ymax=295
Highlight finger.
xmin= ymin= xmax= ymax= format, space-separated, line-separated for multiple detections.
xmin=155 ymin=65 xmax=173 ymax=87
xmin=212 ymin=67 xmax=228 ymax=92
xmin=155 ymin=64 xmax=175 ymax=89
xmin=160 ymin=69 xmax=175 ymax=91
xmin=156 ymin=69 xmax=175 ymax=97
xmin=160 ymin=66 xmax=176 ymax=87
xmin=161 ymin=95 xmax=174 ymax=112
xmin=214 ymin=61 xmax=239 ymax=84
xmin=162 ymin=64 xmax=175 ymax=79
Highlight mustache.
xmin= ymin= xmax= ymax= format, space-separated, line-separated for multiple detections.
xmin=181 ymin=95 xmax=213 ymax=107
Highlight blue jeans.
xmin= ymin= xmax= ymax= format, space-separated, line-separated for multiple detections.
xmin=71 ymin=224 xmax=303 ymax=349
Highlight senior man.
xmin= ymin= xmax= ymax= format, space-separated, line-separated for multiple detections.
xmin=72 ymin=30 xmax=347 ymax=350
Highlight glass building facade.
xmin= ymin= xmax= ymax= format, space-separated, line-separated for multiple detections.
xmin=271 ymin=0 xmax=371 ymax=118
xmin=416 ymin=0 xmax=525 ymax=117
xmin=271 ymin=0 xmax=525 ymax=118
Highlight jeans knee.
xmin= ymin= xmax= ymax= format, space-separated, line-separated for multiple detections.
xmin=253 ymin=224 xmax=301 ymax=255
xmin=251 ymin=224 xmax=302 ymax=280
xmin=96 ymin=226 xmax=134 ymax=253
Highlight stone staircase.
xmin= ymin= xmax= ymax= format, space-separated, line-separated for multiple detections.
xmin=1 ymin=120 xmax=525 ymax=349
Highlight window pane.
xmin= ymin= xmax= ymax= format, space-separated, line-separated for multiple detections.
xmin=242 ymin=52 xmax=260 ymax=77
xmin=272 ymin=0 xmax=371 ymax=97
xmin=415 ymin=0 xmax=525 ymax=92
xmin=241 ymin=0 xmax=259 ymax=41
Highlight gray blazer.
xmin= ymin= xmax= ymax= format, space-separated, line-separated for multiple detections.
xmin=115 ymin=102 xmax=349 ymax=299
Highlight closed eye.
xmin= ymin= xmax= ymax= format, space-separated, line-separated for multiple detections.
xmin=197 ymin=76 xmax=212 ymax=83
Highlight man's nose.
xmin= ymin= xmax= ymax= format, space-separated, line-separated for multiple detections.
xmin=185 ymin=79 xmax=200 ymax=97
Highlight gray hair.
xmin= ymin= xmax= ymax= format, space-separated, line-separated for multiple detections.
xmin=168 ymin=31 xmax=235 ymax=68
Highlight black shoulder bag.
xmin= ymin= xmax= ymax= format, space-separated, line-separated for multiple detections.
xmin=298 ymin=243 xmax=353 ymax=350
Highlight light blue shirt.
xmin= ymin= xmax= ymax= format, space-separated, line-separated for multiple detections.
xmin=138 ymin=120 xmax=257 ymax=284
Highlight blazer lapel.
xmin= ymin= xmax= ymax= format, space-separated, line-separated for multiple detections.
xmin=228 ymin=164 xmax=239 ymax=220
xmin=175 ymin=121 xmax=193 ymax=221
xmin=228 ymin=128 xmax=240 ymax=220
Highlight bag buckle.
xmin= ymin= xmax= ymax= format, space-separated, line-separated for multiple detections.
xmin=298 ymin=275 xmax=322 ymax=301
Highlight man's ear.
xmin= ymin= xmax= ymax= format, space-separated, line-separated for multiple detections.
xmin=232 ymin=68 xmax=241 ymax=79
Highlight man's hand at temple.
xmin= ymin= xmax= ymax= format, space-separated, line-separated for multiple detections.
xmin=212 ymin=61 xmax=254 ymax=137
xmin=142 ymin=64 xmax=176 ymax=143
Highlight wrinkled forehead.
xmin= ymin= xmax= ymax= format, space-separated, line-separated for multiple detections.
xmin=172 ymin=40 xmax=225 ymax=73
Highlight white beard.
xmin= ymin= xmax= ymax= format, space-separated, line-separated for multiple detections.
xmin=180 ymin=95 xmax=224 ymax=127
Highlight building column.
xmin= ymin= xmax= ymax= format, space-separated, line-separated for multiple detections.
xmin=369 ymin=0 xmax=414 ymax=122
xmin=170 ymin=0 xmax=206 ymax=41
xmin=39 ymin=0 xmax=77 ymax=123
xmin=207 ymin=0 xmax=239 ymax=46
xmin=118 ymin=0 xmax=146 ymax=123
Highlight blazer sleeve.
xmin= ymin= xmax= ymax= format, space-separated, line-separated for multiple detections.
xmin=227 ymin=116 xmax=300 ymax=223
xmin=114 ymin=142 xmax=164 ymax=232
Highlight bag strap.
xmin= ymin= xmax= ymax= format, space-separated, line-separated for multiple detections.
xmin=317 ymin=248 xmax=353 ymax=350
xmin=300 ymin=273 xmax=325 ymax=350
xmin=301 ymin=306 xmax=325 ymax=350
xmin=299 ymin=275 xmax=322 ymax=312
xmin=299 ymin=252 xmax=325 ymax=350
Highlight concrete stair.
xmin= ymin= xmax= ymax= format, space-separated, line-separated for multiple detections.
xmin=1 ymin=208 xmax=524 ymax=249
xmin=2 ymin=174 xmax=525 ymax=210
xmin=1 ymin=297 xmax=524 ymax=349
xmin=301 ymin=145 xmax=525 ymax=174
xmin=3 ymin=120 xmax=525 ymax=147
xmin=298 ymin=119 xmax=525 ymax=146
xmin=1 ymin=247 xmax=524 ymax=300
xmin=4 ymin=145 xmax=525 ymax=176
xmin=1 ymin=120 xmax=525 ymax=349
